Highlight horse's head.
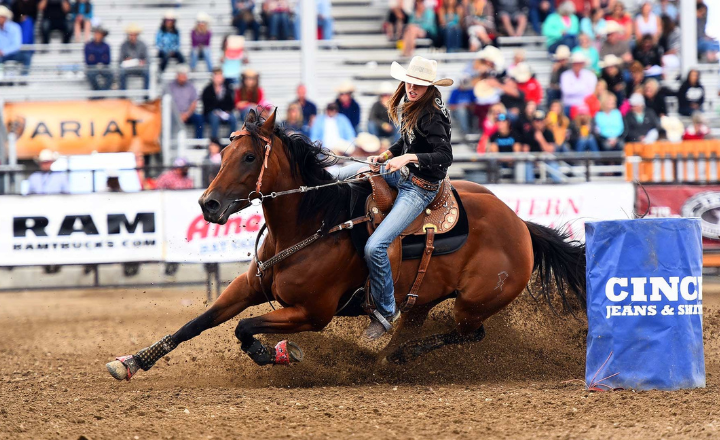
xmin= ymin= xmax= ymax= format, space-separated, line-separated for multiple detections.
xmin=199 ymin=108 xmax=278 ymax=225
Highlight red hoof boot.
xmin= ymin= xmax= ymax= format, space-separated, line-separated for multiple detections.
xmin=274 ymin=340 xmax=304 ymax=365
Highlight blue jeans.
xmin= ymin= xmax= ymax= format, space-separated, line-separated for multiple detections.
xmin=207 ymin=111 xmax=238 ymax=139
xmin=529 ymin=0 xmax=554 ymax=34
xmin=235 ymin=17 xmax=261 ymax=40
xmin=186 ymin=112 xmax=205 ymax=139
xmin=158 ymin=50 xmax=185 ymax=72
xmin=190 ymin=46 xmax=213 ymax=71
xmin=0 ymin=51 xmax=32 ymax=75
xmin=367 ymin=120 xmax=400 ymax=142
xmin=364 ymin=169 xmax=439 ymax=317
xmin=87 ymin=68 xmax=114 ymax=90
xmin=547 ymin=35 xmax=577 ymax=53
xmin=269 ymin=12 xmax=293 ymax=40
xmin=444 ymin=26 xmax=462 ymax=52
xmin=525 ymin=160 xmax=562 ymax=183
xmin=119 ymin=67 xmax=149 ymax=90
xmin=451 ymin=106 xmax=472 ymax=134
xmin=575 ymin=136 xmax=599 ymax=152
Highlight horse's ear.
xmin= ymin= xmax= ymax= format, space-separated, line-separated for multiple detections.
xmin=244 ymin=109 xmax=258 ymax=127
xmin=260 ymin=107 xmax=277 ymax=137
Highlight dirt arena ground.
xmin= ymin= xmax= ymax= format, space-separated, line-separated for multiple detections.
xmin=1 ymin=282 xmax=719 ymax=440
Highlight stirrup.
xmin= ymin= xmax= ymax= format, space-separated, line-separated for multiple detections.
xmin=370 ymin=309 xmax=400 ymax=332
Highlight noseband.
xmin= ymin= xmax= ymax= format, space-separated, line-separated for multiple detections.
xmin=229 ymin=129 xmax=273 ymax=201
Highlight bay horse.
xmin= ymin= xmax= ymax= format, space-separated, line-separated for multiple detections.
xmin=106 ymin=109 xmax=585 ymax=380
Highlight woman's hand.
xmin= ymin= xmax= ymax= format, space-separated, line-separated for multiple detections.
xmin=368 ymin=155 xmax=385 ymax=172
xmin=385 ymin=155 xmax=412 ymax=173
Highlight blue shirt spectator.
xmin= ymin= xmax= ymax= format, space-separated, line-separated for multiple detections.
xmin=0 ymin=9 xmax=22 ymax=57
xmin=84 ymin=36 xmax=110 ymax=65
xmin=594 ymin=108 xmax=624 ymax=139
xmin=310 ymin=103 xmax=356 ymax=148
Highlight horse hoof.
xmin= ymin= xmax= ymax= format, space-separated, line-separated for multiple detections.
xmin=286 ymin=341 xmax=304 ymax=362
xmin=274 ymin=340 xmax=304 ymax=365
xmin=106 ymin=360 xmax=128 ymax=381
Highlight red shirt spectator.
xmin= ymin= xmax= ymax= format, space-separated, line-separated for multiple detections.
xmin=682 ymin=114 xmax=711 ymax=141
xmin=510 ymin=62 xmax=543 ymax=105
xmin=155 ymin=158 xmax=194 ymax=189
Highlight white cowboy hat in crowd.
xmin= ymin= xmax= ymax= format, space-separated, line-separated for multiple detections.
xmin=605 ymin=21 xmax=624 ymax=35
xmin=570 ymin=52 xmax=588 ymax=65
xmin=600 ymin=54 xmax=622 ymax=68
xmin=628 ymin=93 xmax=645 ymax=107
xmin=473 ymin=80 xmax=497 ymax=99
xmin=125 ymin=23 xmax=143 ymax=34
xmin=0 ymin=5 xmax=13 ymax=19
xmin=377 ymin=81 xmax=396 ymax=96
xmin=509 ymin=62 xmax=532 ymax=83
xmin=390 ymin=56 xmax=454 ymax=87
xmin=661 ymin=116 xmax=685 ymax=143
xmin=196 ymin=12 xmax=212 ymax=23
xmin=476 ymin=46 xmax=505 ymax=72
xmin=227 ymin=35 xmax=245 ymax=50
xmin=355 ymin=132 xmax=382 ymax=153
xmin=164 ymin=10 xmax=177 ymax=20
xmin=553 ymin=45 xmax=571 ymax=61
xmin=37 ymin=149 xmax=58 ymax=163
xmin=329 ymin=139 xmax=355 ymax=156
xmin=335 ymin=80 xmax=357 ymax=94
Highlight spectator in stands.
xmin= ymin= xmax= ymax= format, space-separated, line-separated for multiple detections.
xmin=386 ymin=0 xmax=412 ymax=42
xmin=522 ymin=110 xmax=562 ymax=183
xmin=84 ymin=26 xmax=113 ymax=92
xmin=448 ymin=77 xmax=475 ymax=135
xmin=265 ymin=0 xmax=294 ymax=40
xmin=71 ymin=0 xmax=92 ymax=43
xmin=220 ymin=35 xmax=247 ymax=84
xmin=10 ymin=1 xmax=35 ymax=75
xmin=600 ymin=54 xmax=626 ymax=105
xmin=156 ymin=11 xmax=185 ymax=73
xmin=677 ymin=69 xmax=705 ymax=117
xmin=282 ymin=102 xmax=309 ymax=137
xmin=368 ymin=81 xmax=399 ymax=142
xmin=683 ymin=112 xmax=711 ymax=141
xmin=202 ymin=67 xmax=238 ymax=139
xmin=232 ymin=0 xmax=260 ymax=41
xmin=500 ymin=76 xmax=525 ymax=121
xmin=546 ymin=100 xmax=570 ymax=150
xmin=513 ymin=100 xmax=537 ymax=142
xmin=167 ymin=65 xmax=204 ymax=139
xmin=316 ymin=0 xmax=334 ymax=40
xmin=632 ymin=34 xmax=662 ymax=73
xmin=11 ymin=0 xmax=39 ymax=26
xmin=190 ymin=13 xmax=213 ymax=72
xmin=697 ymin=2 xmax=719 ymax=62
xmin=594 ymin=91 xmax=624 ymax=150
xmin=292 ymin=83 xmax=317 ymax=126
xmin=439 ymin=0 xmax=463 ymax=52
xmin=624 ymin=93 xmax=660 ymax=143
xmin=547 ymin=45 xmax=570 ymax=104
xmin=39 ymin=0 xmax=70 ymax=44
xmin=335 ymin=80 xmax=361 ymax=133
xmin=477 ymin=103 xmax=507 ymax=153
xmin=119 ymin=24 xmax=149 ymax=91
xmin=235 ymin=68 xmax=264 ymax=119
xmin=578 ymin=78 xmax=606 ymax=118
xmin=401 ymin=0 xmax=437 ymax=57
xmin=466 ymin=0 xmax=494 ymax=51
xmin=573 ymin=32 xmax=600 ymax=74
xmin=488 ymin=112 xmax=521 ymax=153
xmin=510 ymin=62 xmax=542 ymax=106
xmin=654 ymin=0 xmax=678 ymax=23
xmin=0 ymin=6 xmax=30 ymax=75
xmin=605 ymin=1 xmax=632 ymax=40
xmin=542 ymin=1 xmax=579 ymax=53
xmin=309 ymin=103 xmax=356 ymax=151
xmin=625 ymin=61 xmax=646 ymax=98
xmin=529 ymin=0 xmax=555 ymax=35
xmin=560 ymin=52 xmax=597 ymax=115
xmin=599 ymin=21 xmax=632 ymax=65
xmin=156 ymin=157 xmax=194 ymax=189
xmin=579 ymin=8 xmax=606 ymax=43
xmin=659 ymin=14 xmax=680 ymax=72
xmin=203 ymin=137 xmax=223 ymax=186
xmin=27 ymin=149 xmax=69 ymax=194
xmin=568 ymin=105 xmax=599 ymax=152
xmin=642 ymin=78 xmax=667 ymax=118
xmin=634 ymin=1 xmax=661 ymax=43
xmin=492 ymin=0 xmax=528 ymax=37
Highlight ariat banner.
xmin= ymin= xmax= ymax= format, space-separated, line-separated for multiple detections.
xmin=4 ymin=99 xmax=162 ymax=159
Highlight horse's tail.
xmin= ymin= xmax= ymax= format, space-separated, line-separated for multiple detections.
xmin=525 ymin=221 xmax=587 ymax=313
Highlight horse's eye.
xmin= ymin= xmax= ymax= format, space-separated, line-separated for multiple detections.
xmin=244 ymin=154 xmax=256 ymax=163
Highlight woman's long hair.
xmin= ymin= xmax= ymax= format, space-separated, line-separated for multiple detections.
xmin=387 ymin=82 xmax=442 ymax=138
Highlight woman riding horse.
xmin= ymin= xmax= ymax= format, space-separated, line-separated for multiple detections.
xmin=363 ymin=56 xmax=454 ymax=339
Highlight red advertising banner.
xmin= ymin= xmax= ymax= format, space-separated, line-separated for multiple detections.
xmin=636 ymin=185 xmax=720 ymax=263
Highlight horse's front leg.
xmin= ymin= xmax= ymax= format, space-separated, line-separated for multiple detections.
xmin=235 ymin=305 xmax=334 ymax=366
xmin=106 ymin=272 xmax=265 ymax=380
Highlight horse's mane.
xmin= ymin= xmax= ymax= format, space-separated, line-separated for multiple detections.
xmin=244 ymin=115 xmax=354 ymax=229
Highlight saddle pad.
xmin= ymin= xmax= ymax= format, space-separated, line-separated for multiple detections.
xmin=351 ymin=188 xmax=469 ymax=260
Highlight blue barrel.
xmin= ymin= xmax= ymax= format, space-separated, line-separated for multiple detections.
xmin=585 ymin=218 xmax=705 ymax=391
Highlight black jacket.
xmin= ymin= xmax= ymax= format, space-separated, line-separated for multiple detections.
xmin=388 ymin=98 xmax=453 ymax=183
xmin=623 ymin=109 xmax=660 ymax=143
xmin=201 ymin=81 xmax=235 ymax=116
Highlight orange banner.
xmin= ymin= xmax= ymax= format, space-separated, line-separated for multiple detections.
xmin=4 ymin=99 xmax=162 ymax=159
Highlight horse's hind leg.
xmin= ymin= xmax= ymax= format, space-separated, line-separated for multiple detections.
xmin=106 ymin=272 xmax=264 ymax=380
xmin=377 ymin=300 xmax=441 ymax=364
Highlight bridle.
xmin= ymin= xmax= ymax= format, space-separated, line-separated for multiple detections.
xmin=228 ymin=129 xmax=273 ymax=203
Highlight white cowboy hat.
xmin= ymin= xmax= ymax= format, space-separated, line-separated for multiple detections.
xmin=600 ymin=54 xmax=622 ymax=68
xmin=390 ymin=56 xmax=453 ymax=87
xmin=335 ymin=80 xmax=356 ymax=94
xmin=377 ymin=81 xmax=396 ymax=96
xmin=605 ymin=21 xmax=624 ymax=35
xmin=0 ymin=5 xmax=13 ymax=19
xmin=476 ymin=46 xmax=505 ymax=72
xmin=163 ymin=10 xmax=177 ymax=20
xmin=509 ymin=62 xmax=532 ymax=83
xmin=355 ymin=132 xmax=382 ymax=153
xmin=329 ymin=139 xmax=355 ymax=156
xmin=37 ymin=149 xmax=58 ymax=163
xmin=570 ymin=52 xmax=587 ymax=65
xmin=226 ymin=35 xmax=245 ymax=50
xmin=661 ymin=115 xmax=684 ymax=143
xmin=553 ymin=45 xmax=571 ymax=61
xmin=473 ymin=80 xmax=497 ymax=99
xmin=125 ymin=23 xmax=143 ymax=34
xmin=196 ymin=12 xmax=212 ymax=23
